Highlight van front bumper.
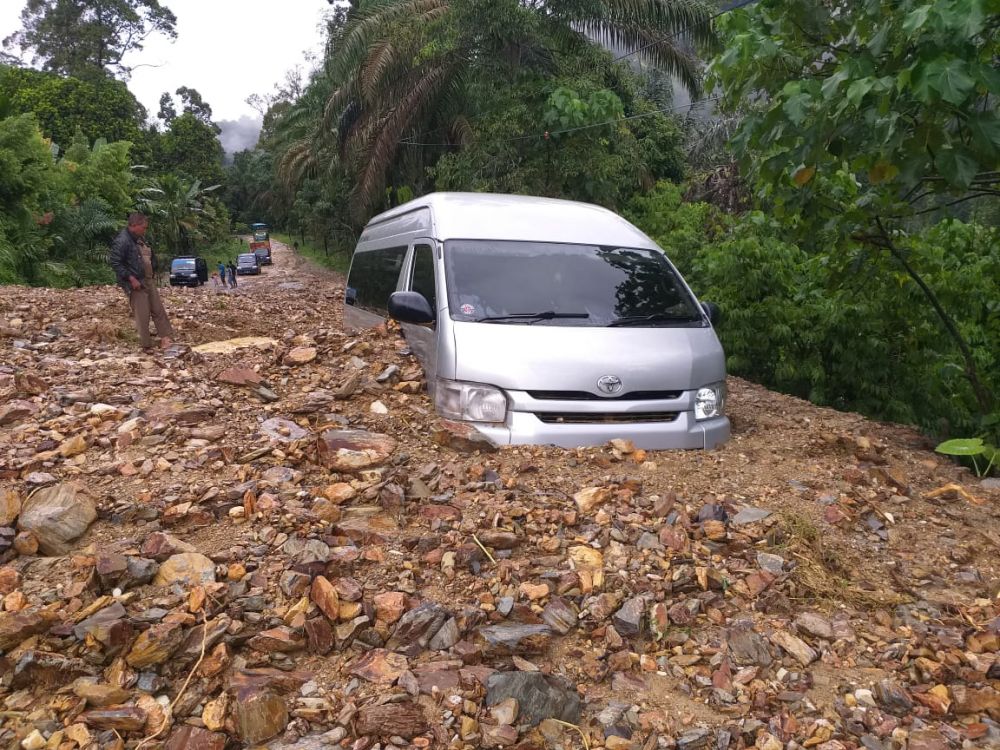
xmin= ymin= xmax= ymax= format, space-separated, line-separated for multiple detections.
xmin=474 ymin=391 xmax=730 ymax=450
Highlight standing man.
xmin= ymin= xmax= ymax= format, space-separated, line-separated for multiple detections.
xmin=109 ymin=212 xmax=175 ymax=351
xmin=218 ymin=261 xmax=227 ymax=287
xmin=228 ymin=259 xmax=238 ymax=289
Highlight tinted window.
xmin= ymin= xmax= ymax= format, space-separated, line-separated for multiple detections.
xmin=443 ymin=240 xmax=702 ymax=326
xmin=172 ymin=259 xmax=195 ymax=270
xmin=409 ymin=244 xmax=436 ymax=311
xmin=347 ymin=246 xmax=407 ymax=314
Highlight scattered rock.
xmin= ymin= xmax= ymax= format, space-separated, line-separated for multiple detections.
xmin=316 ymin=428 xmax=397 ymax=472
xmin=153 ymin=552 xmax=217 ymax=586
xmin=17 ymin=483 xmax=97 ymax=555
xmin=485 ymin=671 xmax=581 ymax=727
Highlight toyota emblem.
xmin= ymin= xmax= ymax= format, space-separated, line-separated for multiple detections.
xmin=597 ymin=375 xmax=623 ymax=395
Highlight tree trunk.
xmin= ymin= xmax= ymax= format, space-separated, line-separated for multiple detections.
xmin=876 ymin=219 xmax=993 ymax=415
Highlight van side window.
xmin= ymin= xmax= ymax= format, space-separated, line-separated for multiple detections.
xmin=347 ymin=246 xmax=407 ymax=314
xmin=410 ymin=244 xmax=436 ymax=311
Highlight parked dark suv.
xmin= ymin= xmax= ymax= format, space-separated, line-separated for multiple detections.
xmin=169 ymin=256 xmax=208 ymax=286
xmin=236 ymin=253 xmax=261 ymax=275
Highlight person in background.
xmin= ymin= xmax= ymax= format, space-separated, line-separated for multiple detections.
xmin=211 ymin=272 xmax=221 ymax=290
xmin=228 ymin=260 xmax=238 ymax=288
xmin=109 ymin=212 xmax=175 ymax=351
xmin=217 ymin=261 xmax=226 ymax=287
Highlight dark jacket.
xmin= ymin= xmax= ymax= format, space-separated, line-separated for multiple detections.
xmin=109 ymin=227 xmax=155 ymax=293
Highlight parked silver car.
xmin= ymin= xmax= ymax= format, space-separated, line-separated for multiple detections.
xmin=343 ymin=192 xmax=730 ymax=449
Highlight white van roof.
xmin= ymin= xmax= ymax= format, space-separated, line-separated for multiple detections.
xmin=361 ymin=192 xmax=659 ymax=249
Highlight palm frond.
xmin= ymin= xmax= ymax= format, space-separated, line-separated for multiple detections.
xmin=351 ymin=60 xmax=456 ymax=218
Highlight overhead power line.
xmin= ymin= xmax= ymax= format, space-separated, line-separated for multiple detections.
xmin=398 ymin=95 xmax=724 ymax=148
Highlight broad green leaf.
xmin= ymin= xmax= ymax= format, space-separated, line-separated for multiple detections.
xmin=783 ymin=92 xmax=811 ymax=125
xmin=902 ymin=5 xmax=930 ymax=33
xmin=846 ymin=78 xmax=874 ymax=108
xmin=928 ymin=58 xmax=976 ymax=105
xmin=935 ymin=438 xmax=986 ymax=456
xmin=934 ymin=146 xmax=979 ymax=189
xmin=967 ymin=113 xmax=1000 ymax=157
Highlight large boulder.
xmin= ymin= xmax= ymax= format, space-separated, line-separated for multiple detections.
xmin=17 ymin=483 xmax=97 ymax=555
xmin=316 ymin=429 xmax=396 ymax=473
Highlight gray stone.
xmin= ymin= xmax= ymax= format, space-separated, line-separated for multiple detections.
xmin=636 ymin=532 xmax=662 ymax=551
xmin=486 ymin=671 xmax=581 ymax=728
xmin=794 ymin=612 xmax=834 ymax=640
xmin=756 ymin=552 xmax=785 ymax=574
xmin=727 ymin=623 xmax=773 ymax=666
xmin=612 ymin=596 xmax=645 ymax=637
xmin=428 ymin=617 xmax=460 ymax=651
xmin=731 ymin=507 xmax=773 ymax=525
xmin=677 ymin=728 xmax=713 ymax=750
xmin=478 ymin=624 xmax=552 ymax=656
xmin=981 ymin=478 xmax=1000 ymax=490
xmin=386 ymin=602 xmax=449 ymax=656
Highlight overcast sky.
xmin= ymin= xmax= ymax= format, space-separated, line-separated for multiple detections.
xmin=1 ymin=1 xmax=329 ymax=124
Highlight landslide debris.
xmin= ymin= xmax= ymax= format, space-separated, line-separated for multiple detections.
xmin=0 ymin=241 xmax=997 ymax=750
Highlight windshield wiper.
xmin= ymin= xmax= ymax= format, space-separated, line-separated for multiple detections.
xmin=475 ymin=311 xmax=591 ymax=324
xmin=607 ymin=313 xmax=701 ymax=327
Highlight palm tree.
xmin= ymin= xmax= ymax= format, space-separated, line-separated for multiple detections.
xmin=311 ymin=0 xmax=714 ymax=218
xmin=139 ymin=174 xmax=221 ymax=257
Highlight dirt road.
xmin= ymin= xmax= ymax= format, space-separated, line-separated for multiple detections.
xmin=0 ymin=245 xmax=997 ymax=749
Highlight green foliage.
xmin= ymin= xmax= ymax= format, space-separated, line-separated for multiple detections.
xmin=0 ymin=64 xmax=146 ymax=155
xmin=281 ymin=0 xmax=714 ymax=220
xmin=710 ymin=0 xmax=1000 ymax=236
xmin=935 ymin=438 xmax=998 ymax=477
xmin=629 ymin=183 xmax=1000 ymax=440
xmin=151 ymin=112 xmax=225 ymax=186
xmin=4 ymin=0 xmax=178 ymax=80
xmin=139 ymin=173 xmax=226 ymax=256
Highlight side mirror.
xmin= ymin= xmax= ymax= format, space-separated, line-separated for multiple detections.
xmin=345 ymin=287 xmax=357 ymax=306
xmin=388 ymin=291 xmax=435 ymax=324
xmin=701 ymin=301 xmax=721 ymax=325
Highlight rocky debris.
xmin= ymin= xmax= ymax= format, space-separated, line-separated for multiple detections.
xmin=216 ymin=365 xmax=264 ymax=386
xmin=284 ymin=346 xmax=317 ymax=365
xmin=433 ymin=419 xmax=497 ymax=452
xmin=2 ymin=246 xmax=999 ymax=750
xmin=233 ymin=687 xmax=289 ymax=744
xmin=16 ymin=482 xmax=97 ymax=555
xmin=153 ymin=552 xmax=217 ymax=586
xmin=316 ymin=428 xmax=397 ymax=472
xmin=0 ymin=399 xmax=38 ymax=426
xmin=486 ymin=671 xmax=581 ymax=727
xmin=356 ymin=702 xmax=430 ymax=738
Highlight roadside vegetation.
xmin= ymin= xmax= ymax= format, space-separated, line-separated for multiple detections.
xmin=2 ymin=0 xmax=998 ymax=457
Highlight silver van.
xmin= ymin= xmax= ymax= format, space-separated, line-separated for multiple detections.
xmin=343 ymin=193 xmax=729 ymax=450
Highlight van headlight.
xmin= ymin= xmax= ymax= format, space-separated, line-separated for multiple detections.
xmin=435 ymin=380 xmax=508 ymax=423
xmin=694 ymin=382 xmax=725 ymax=421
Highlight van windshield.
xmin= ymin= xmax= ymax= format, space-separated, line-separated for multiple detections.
xmin=443 ymin=240 xmax=704 ymax=327
xmin=172 ymin=258 xmax=195 ymax=271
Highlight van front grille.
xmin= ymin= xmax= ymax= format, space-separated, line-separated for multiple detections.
xmin=527 ymin=390 xmax=683 ymax=401
xmin=534 ymin=411 xmax=679 ymax=425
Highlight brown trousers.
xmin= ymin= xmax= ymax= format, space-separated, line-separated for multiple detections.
xmin=129 ymin=283 xmax=174 ymax=348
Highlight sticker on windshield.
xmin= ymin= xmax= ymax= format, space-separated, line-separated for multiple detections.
xmin=460 ymin=303 xmax=475 ymax=315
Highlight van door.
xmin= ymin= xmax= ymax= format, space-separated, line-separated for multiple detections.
xmin=401 ymin=240 xmax=439 ymax=384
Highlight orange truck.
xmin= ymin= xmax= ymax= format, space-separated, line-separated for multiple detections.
xmin=250 ymin=222 xmax=272 ymax=265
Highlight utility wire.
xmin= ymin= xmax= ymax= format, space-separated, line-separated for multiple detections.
xmin=398 ymin=94 xmax=724 ymax=147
